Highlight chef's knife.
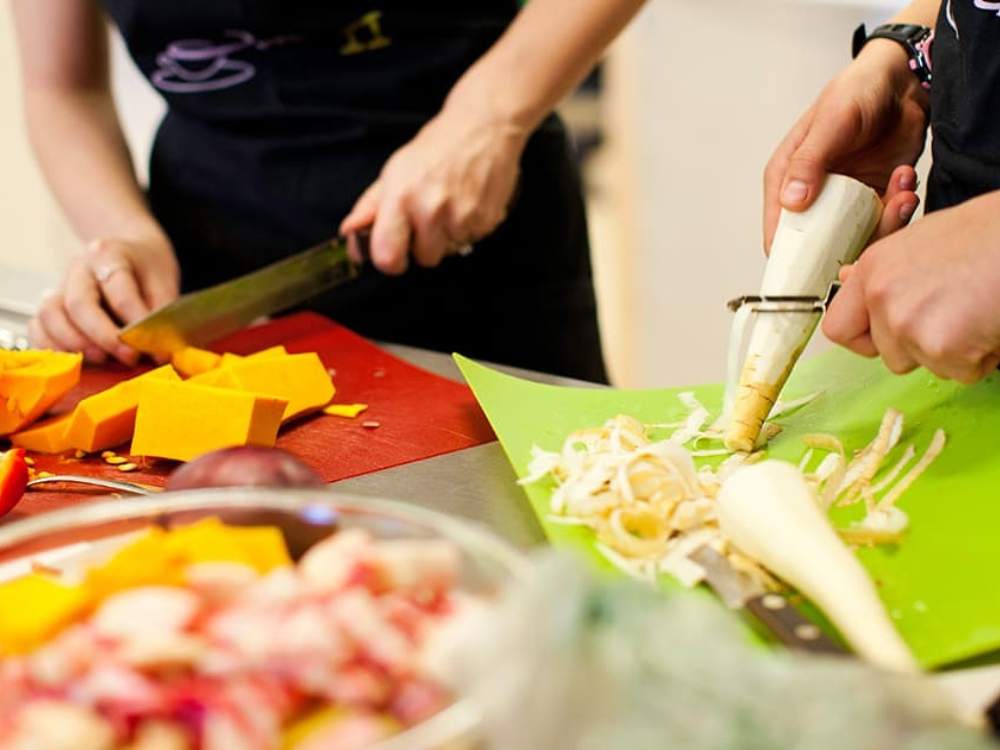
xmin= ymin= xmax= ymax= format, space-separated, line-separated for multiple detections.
xmin=118 ymin=232 xmax=370 ymax=354
xmin=690 ymin=545 xmax=846 ymax=656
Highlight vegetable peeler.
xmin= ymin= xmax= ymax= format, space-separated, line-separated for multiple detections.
xmin=726 ymin=281 xmax=841 ymax=315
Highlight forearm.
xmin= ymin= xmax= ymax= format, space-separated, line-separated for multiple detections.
xmin=12 ymin=0 xmax=166 ymax=248
xmin=443 ymin=0 xmax=646 ymax=137
xmin=23 ymin=88 xmax=167 ymax=246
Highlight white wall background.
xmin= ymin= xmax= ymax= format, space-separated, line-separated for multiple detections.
xmin=0 ymin=1 xmax=913 ymax=387
xmin=0 ymin=10 xmax=75 ymax=278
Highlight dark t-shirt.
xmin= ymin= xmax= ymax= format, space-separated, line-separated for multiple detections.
xmin=926 ymin=0 xmax=1000 ymax=211
xmin=101 ymin=1 xmax=608 ymax=382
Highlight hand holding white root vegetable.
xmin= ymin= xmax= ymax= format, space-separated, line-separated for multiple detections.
xmin=763 ymin=35 xmax=930 ymax=251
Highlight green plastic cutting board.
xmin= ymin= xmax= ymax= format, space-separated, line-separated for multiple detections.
xmin=455 ymin=347 xmax=1000 ymax=670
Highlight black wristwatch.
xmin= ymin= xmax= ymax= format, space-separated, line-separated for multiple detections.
xmin=852 ymin=23 xmax=934 ymax=90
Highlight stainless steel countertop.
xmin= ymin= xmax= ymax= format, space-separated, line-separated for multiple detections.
xmin=335 ymin=342 xmax=602 ymax=551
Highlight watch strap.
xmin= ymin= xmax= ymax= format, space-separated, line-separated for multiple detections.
xmin=852 ymin=23 xmax=934 ymax=90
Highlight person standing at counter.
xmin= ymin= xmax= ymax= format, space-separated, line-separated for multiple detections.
xmin=763 ymin=0 xmax=1000 ymax=385
xmin=12 ymin=1 xmax=645 ymax=383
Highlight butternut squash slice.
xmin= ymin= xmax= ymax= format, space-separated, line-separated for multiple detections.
xmin=213 ymin=352 xmax=335 ymax=422
xmin=161 ymin=517 xmax=291 ymax=573
xmin=131 ymin=379 xmax=288 ymax=462
xmin=322 ymin=403 xmax=368 ymax=418
xmin=9 ymin=412 xmax=74 ymax=454
xmin=0 ymin=350 xmax=83 ymax=436
xmin=64 ymin=365 xmax=182 ymax=453
xmin=170 ymin=346 xmax=223 ymax=378
xmin=0 ymin=574 xmax=89 ymax=655
xmin=217 ymin=345 xmax=288 ymax=369
xmin=186 ymin=345 xmax=291 ymax=386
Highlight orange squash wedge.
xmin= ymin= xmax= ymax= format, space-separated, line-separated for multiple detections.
xmin=0 ymin=574 xmax=89 ymax=655
xmin=131 ymin=379 xmax=288 ymax=462
xmin=170 ymin=346 xmax=223 ymax=378
xmin=9 ymin=412 xmax=74 ymax=454
xmin=64 ymin=364 xmax=182 ymax=453
xmin=0 ymin=351 xmax=82 ymax=436
xmin=213 ymin=352 xmax=335 ymax=423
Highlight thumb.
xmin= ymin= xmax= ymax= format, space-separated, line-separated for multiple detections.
xmin=341 ymin=182 xmax=381 ymax=263
xmin=822 ymin=273 xmax=877 ymax=357
xmin=780 ymin=112 xmax=862 ymax=213
xmin=765 ymin=109 xmax=859 ymax=252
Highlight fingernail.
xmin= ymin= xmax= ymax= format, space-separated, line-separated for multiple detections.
xmin=899 ymin=201 xmax=917 ymax=222
xmin=781 ymin=180 xmax=809 ymax=204
xmin=898 ymin=171 xmax=917 ymax=191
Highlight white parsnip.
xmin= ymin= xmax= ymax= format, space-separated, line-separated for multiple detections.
xmin=716 ymin=460 xmax=920 ymax=674
xmin=724 ymin=174 xmax=880 ymax=452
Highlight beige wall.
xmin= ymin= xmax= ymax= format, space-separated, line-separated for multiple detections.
xmin=0 ymin=9 xmax=75 ymax=276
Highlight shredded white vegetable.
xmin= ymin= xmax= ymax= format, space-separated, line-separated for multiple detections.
xmin=522 ymin=394 xmax=947 ymax=589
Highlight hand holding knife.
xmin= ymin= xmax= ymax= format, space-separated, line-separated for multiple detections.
xmin=118 ymin=230 xmax=373 ymax=355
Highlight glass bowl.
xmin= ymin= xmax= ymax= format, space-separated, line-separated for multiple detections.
xmin=0 ymin=488 xmax=529 ymax=749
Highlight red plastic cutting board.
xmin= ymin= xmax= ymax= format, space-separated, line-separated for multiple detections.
xmin=6 ymin=312 xmax=496 ymax=520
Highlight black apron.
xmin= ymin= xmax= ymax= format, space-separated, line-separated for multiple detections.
xmin=102 ymin=1 xmax=608 ymax=382
xmin=926 ymin=0 xmax=1000 ymax=212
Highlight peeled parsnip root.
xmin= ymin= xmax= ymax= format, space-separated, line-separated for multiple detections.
xmin=716 ymin=460 xmax=919 ymax=674
xmin=724 ymin=174 xmax=881 ymax=452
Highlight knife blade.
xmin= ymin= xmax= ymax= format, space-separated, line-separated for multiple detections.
xmin=690 ymin=545 xmax=846 ymax=656
xmin=118 ymin=232 xmax=369 ymax=354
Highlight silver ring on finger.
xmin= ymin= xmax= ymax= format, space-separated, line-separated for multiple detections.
xmin=456 ymin=242 xmax=474 ymax=257
xmin=92 ymin=264 xmax=128 ymax=284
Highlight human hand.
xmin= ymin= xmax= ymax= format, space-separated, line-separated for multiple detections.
xmin=339 ymin=106 xmax=528 ymax=274
xmin=823 ymin=191 xmax=1000 ymax=383
xmin=29 ymin=236 xmax=180 ymax=366
xmin=763 ymin=41 xmax=930 ymax=252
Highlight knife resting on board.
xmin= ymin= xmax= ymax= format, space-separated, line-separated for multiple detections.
xmin=690 ymin=545 xmax=846 ymax=657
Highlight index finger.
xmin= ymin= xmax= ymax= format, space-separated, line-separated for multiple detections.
xmin=370 ymin=192 xmax=413 ymax=276
xmin=822 ymin=273 xmax=877 ymax=357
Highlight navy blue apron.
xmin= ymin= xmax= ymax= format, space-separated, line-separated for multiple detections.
xmin=102 ymin=1 xmax=608 ymax=382
xmin=927 ymin=0 xmax=1000 ymax=212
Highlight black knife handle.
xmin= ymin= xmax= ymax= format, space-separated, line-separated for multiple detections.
xmin=744 ymin=592 xmax=848 ymax=656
